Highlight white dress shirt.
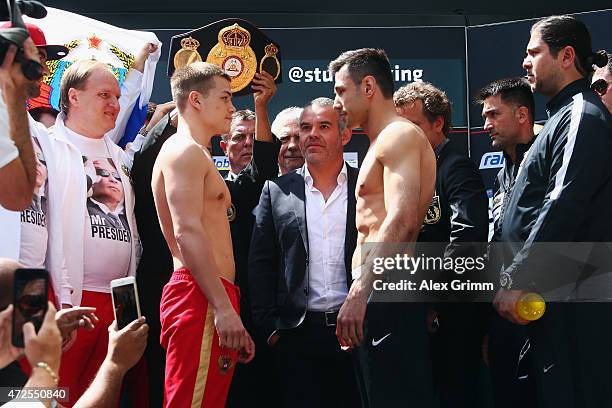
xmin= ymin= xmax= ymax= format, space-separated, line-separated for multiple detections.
xmin=304 ymin=163 xmax=349 ymax=312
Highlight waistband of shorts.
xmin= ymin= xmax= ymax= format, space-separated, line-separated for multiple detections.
xmin=171 ymin=267 xmax=238 ymax=290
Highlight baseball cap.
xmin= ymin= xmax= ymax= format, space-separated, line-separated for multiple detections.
xmin=0 ymin=21 xmax=68 ymax=60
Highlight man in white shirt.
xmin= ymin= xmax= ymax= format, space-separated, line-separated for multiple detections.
xmin=48 ymin=59 xmax=143 ymax=406
xmin=249 ymin=97 xmax=360 ymax=408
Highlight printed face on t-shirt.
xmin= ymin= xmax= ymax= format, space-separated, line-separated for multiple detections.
xmin=19 ymin=136 xmax=49 ymax=269
xmin=91 ymin=158 xmax=124 ymax=211
xmin=33 ymin=137 xmax=47 ymax=196
xmin=83 ymin=155 xmax=130 ymax=239
xmin=84 ymin=157 xmax=124 ymax=213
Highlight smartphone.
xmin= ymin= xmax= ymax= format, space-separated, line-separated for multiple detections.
xmin=110 ymin=277 xmax=142 ymax=330
xmin=12 ymin=268 xmax=49 ymax=348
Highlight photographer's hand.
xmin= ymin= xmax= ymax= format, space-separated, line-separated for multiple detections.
xmin=0 ymin=305 xmax=23 ymax=369
xmin=0 ymin=44 xmax=29 ymax=99
xmin=0 ymin=37 xmax=38 ymax=210
xmin=23 ymin=302 xmax=62 ymax=374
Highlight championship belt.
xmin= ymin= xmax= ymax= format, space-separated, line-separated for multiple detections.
xmin=173 ymin=37 xmax=202 ymax=70
xmin=168 ymin=19 xmax=282 ymax=97
xmin=206 ymin=23 xmax=257 ymax=93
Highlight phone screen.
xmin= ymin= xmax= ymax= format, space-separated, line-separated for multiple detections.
xmin=112 ymin=283 xmax=139 ymax=330
xmin=12 ymin=269 xmax=49 ymax=348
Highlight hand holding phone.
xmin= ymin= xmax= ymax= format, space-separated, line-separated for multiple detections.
xmin=110 ymin=277 xmax=142 ymax=330
xmin=0 ymin=305 xmax=22 ymax=368
xmin=23 ymin=302 xmax=62 ymax=375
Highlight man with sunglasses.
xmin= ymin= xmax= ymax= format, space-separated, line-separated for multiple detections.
xmin=86 ymin=158 xmax=129 ymax=233
xmin=591 ymin=50 xmax=612 ymax=113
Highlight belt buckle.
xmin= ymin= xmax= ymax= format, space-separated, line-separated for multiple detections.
xmin=325 ymin=310 xmax=337 ymax=327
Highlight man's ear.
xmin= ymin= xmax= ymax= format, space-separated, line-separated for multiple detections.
xmin=432 ymin=116 xmax=444 ymax=134
xmin=220 ymin=139 xmax=228 ymax=154
xmin=68 ymin=88 xmax=79 ymax=109
xmin=340 ymin=127 xmax=352 ymax=146
xmin=188 ymin=90 xmax=201 ymax=110
xmin=362 ymin=75 xmax=376 ymax=98
xmin=516 ymin=106 xmax=529 ymax=125
xmin=560 ymin=45 xmax=577 ymax=70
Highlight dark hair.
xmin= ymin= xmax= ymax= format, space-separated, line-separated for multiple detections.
xmin=531 ymin=15 xmax=607 ymax=76
xmin=475 ymin=77 xmax=535 ymax=124
xmin=328 ymin=48 xmax=394 ymax=99
xmin=394 ymin=82 xmax=452 ymax=136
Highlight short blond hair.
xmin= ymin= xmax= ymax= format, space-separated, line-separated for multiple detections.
xmin=170 ymin=62 xmax=231 ymax=113
xmin=60 ymin=60 xmax=114 ymax=115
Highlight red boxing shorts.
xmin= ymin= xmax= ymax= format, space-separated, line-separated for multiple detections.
xmin=160 ymin=268 xmax=241 ymax=408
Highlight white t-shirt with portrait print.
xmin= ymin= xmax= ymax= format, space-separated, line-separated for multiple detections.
xmin=64 ymin=127 xmax=132 ymax=293
xmin=18 ymin=134 xmax=49 ymax=268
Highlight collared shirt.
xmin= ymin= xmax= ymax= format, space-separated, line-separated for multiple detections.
xmin=304 ymin=162 xmax=349 ymax=312
xmin=226 ymin=170 xmax=238 ymax=182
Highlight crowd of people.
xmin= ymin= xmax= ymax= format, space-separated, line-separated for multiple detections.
xmin=0 ymin=11 xmax=611 ymax=408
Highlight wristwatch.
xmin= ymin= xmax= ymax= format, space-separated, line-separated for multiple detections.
xmin=500 ymin=272 xmax=513 ymax=290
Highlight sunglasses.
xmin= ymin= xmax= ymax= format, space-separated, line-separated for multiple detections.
xmin=95 ymin=167 xmax=121 ymax=181
xmin=591 ymin=78 xmax=609 ymax=96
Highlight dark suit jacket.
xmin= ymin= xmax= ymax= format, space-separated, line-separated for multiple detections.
xmin=249 ymin=164 xmax=359 ymax=341
xmin=418 ymin=141 xmax=489 ymax=248
xmin=417 ymin=141 xmax=488 ymax=302
xmin=226 ymin=139 xmax=280 ymax=329
xmin=86 ymin=198 xmax=130 ymax=231
xmin=132 ymin=114 xmax=176 ymax=319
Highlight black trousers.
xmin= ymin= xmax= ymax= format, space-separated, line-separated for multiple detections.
xmin=136 ymin=253 xmax=172 ymax=408
xmin=488 ymin=310 xmax=537 ymax=408
xmin=354 ymin=302 xmax=434 ymax=408
xmin=226 ymin=315 xmax=276 ymax=408
xmin=529 ymin=303 xmax=612 ymax=408
xmin=273 ymin=315 xmax=361 ymax=408
xmin=431 ymin=303 xmax=487 ymax=408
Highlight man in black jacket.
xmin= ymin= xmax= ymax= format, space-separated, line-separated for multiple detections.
xmin=249 ymin=97 xmax=360 ymax=408
xmin=476 ymin=77 xmax=537 ymax=408
xmin=494 ymin=15 xmax=612 ymax=407
xmin=394 ymin=82 xmax=489 ymax=408
xmin=222 ymin=74 xmax=283 ymax=408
